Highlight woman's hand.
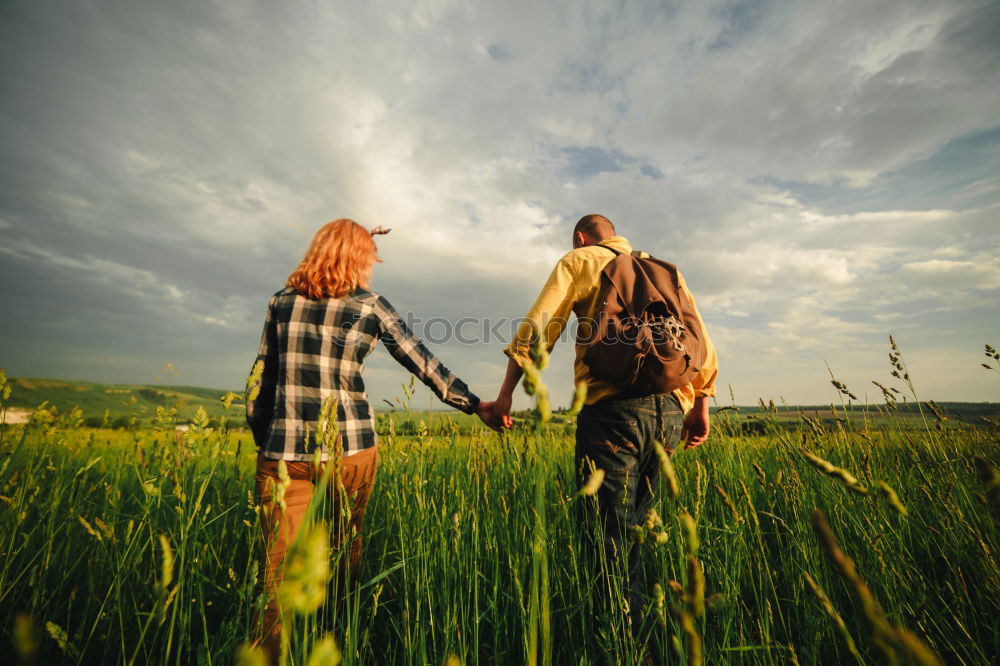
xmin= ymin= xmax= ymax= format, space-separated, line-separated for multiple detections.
xmin=476 ymin=400 xmax=509 ymax=433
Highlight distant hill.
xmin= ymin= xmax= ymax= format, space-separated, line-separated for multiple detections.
xmin=4 ymin=376 xmax=997 ymax=430
xmin=4 ymin=377 xmax=243 ymax=428
xmin=713 ymin=401 xmax=1000 ymax=419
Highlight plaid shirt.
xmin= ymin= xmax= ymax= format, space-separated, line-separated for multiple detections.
xmin=246 ymin=287 xmax=480 ymax=460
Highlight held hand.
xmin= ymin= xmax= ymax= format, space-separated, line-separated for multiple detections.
xmin=492 ymin=358 xmax=521 ymax=430
xmin=493 ymin=393 xmax=514 ymax=430
xmin=476 ymin=400 xmax=507 ymax=433
xmin=681 ymin=401 xmax=711 ymax=449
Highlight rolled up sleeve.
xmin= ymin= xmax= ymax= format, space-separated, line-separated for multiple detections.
xmin=679 ymin=275 xmax=717 ymax=398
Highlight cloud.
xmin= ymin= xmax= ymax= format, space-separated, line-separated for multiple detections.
xmin=486 ymin=43 xmax=512 ymax=62
xmin=0 ymin=0 xmax=997 ymax=405
xmin=559 ymin=146 xmax=664 ymax=181
xmin=901 ymin=257 xmax=1000 ymax=289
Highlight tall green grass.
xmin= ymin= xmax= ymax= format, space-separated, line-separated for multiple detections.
xmin=1 ymin=366 xmax=998 ymax=664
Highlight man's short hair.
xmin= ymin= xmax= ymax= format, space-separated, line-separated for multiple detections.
xmin=574 ymin=214 xmax=616 ymax=239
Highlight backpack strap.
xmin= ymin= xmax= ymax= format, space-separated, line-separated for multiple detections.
xmin=597 ymin=243 xmax=651 ymax=259
xmin=598 ymin=244 xmax=647 ymax=258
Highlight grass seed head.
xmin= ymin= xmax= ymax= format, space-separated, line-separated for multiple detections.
xmin=568 ymin=381 xmax=587 ymax=416
xmin=158 ymin=534 xmax=174 ymax=589
xmin=306 ymin=634 xmax=342 ymax=666
xmin=680 ymin=512 xmax=699 ymax=557
xmin=974 ymin=456 xmax=1000 ymax=516
xmin=45 ymin=621 xmax=78 ymax=658
xmin=77 ymin=515 xmax=102 ymax=541
xmin=278 ymin=522 xmax=331 ymax=614
xmin=234 ymin=644 xmax=266 ymax=666
xmin=679 ymin=611 xmax=703 ymax=666
xmin=644 ymin=508 xmax=663 ymax=530
xmin=713 ymin=484 xmax=742 ymax=523
xmin=877 ymin=481 xmax=908 ymax=516
xmin=812 ymin=509 xmax=943 ymax=666
xmin=803 ymin=451 xmax=868 ymax=494
xmin=13 ymin=613 xmax=39 ymax=659
xmin=581 ymin=468 xmax=605 ymax=496
xmin=245 ymin=360 xmax=265 ymax=403
xmin=655 ymin=441 xmax=680 ymax=499
xmin=687 ymin=556 xmax=705 ymax=618
xmin=803 ymin=571 xmax=862 ymax=662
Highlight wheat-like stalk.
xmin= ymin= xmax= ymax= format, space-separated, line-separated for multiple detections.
xmin=812 ymin=509 xmax=943 ymax=665
xmin=655 ymin=441 xmax=680 ymax=499
xmin=803 ymin=451 xmax=869 ymax=495
xmin=713 ymin=484 xmax=742 ymax=523
xmin=803 ymin=571 xmax=862 ymax=663
xmin=877 ymin=481 xmax=908 ymax=517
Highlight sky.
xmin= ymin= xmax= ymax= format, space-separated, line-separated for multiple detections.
xmin=1 ymin=0 xmax=998 ymax=410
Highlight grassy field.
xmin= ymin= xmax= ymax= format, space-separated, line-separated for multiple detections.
xmin=6 ymin=375 xmax=997 ymax=433
xmin=2 ymin=378 xmax=242 ymax=428
xmin=1 ymin=366 xmax=999 ymax=665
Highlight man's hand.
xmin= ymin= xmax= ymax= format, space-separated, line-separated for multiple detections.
xmin=681 ymin=396 xmax=710 ymax=449
xmin=488 ymin=357 xmax=523 ymax=431
xmin=476 ymin=400 xmax=509 ymax=433
xmin=493 ymin=393 xmax=513 ymax=429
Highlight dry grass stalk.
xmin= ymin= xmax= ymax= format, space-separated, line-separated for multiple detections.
xmin=712 ymin=484 xmax=742 ymax=523
xmin=580 ymin=468 xmax=604 ymax=497
xmin=655 ymin=441 xmax=680 ymax=499
xmin=812 ymin=509 xmax=944 ymax=666
xmin=679 ymin=611 xmax=702 ymax=666
xmin=687 ymin=556 xmax=705 ymax=618
xmin=803 ymin=451 xmax=869 ymax=495
xmin=680 ymin=512 xmax=699 ymax=557
xmin=738 ymin=479 xmax=761 ymax=530
xmin=877 ymin=482 xmax=908 ymax=517
xmin=974 ymin=456 xmax=1000 ymax=517
xmin=803 ymin=571 xmax=862 ymax=663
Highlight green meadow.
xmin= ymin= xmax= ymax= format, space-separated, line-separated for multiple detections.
xmin=2 ymin=378 xmax=244 ymax=428
xmin=1 ymin=356 xmax=999 ymax=665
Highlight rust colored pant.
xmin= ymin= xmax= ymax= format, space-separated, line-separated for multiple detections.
xmin=254 ymin=447 xmax=378 ymax=665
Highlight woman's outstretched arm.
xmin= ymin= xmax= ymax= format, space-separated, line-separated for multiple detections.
xmin=373 ymin=295 xmax=482 ymax=415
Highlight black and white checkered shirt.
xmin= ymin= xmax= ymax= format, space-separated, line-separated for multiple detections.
xmin=246 ymin=287 xmax=480 ymax=460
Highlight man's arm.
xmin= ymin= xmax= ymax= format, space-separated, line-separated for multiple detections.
xmin=492 ymin=356 xmax=524 ymax=429
xmin=678 ymin=273 xmax=718 ymax=448
xmin=494 ymin=255 xmax=578 ymax=425
xmin=681 ymin=396 xmax=710 ymax=448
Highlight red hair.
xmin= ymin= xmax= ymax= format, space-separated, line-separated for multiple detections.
xmin=286 ymin=219 xmax=379 ymax=299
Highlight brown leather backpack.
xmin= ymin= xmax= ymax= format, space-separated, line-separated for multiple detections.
xmin=580 ymin=246 xmax=707 ymax=394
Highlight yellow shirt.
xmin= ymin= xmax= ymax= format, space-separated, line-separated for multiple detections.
xmin=504 ymin=236 xmax=718 ymax=413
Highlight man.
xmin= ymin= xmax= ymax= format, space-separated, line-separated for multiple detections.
xmin=490 ymin=213 xmax=718 ymax=635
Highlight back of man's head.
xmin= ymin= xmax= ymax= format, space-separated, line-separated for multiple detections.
xmin=574 ymin=214 xmax=616 ymax=243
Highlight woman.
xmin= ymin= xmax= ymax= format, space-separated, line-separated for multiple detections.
xmin=245 ymin=219 xmax=496 ymax=663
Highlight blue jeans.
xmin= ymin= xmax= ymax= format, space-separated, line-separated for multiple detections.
xmin=575 ymin=392 xmax=685 ymax=634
